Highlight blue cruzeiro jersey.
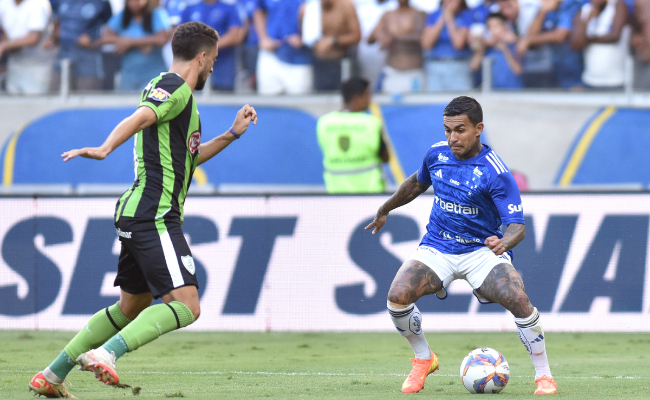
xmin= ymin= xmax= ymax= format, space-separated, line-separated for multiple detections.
xmin=416 ymin=142 xmax=525 ymax=255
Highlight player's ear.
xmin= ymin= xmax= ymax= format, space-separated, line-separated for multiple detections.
xmin=475 ymin=122 xmax=484 ymax=135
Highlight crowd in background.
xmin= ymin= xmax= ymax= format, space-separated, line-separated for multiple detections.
xmin=0 ymin=0 xmax=649 ymax=95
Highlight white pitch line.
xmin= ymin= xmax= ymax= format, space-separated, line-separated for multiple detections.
xmin=3 ymin=370 xmax=647 ymax=380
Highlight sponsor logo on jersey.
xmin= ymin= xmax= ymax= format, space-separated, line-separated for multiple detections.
xmin=435 ymin=170 xmax=443 ymax=179
xmin=508 ymin=203 xmax=523 ymax=214
xmin=116 ymin=228 xmax=132 ymax=239
xmin=181 ymin=255 xmax=196 ymax=275
xmin=439 ymin=230 xmax=481 ymax=244
xmin=473 ymin=166 xmax=483 ymax=177
xmin=454 ymin=235 xmax=482 ymax=244
xmin=438 ymin=153 xmax=449 ymax=162
xmin=434 ymin=195 xmax=479 ymax=215
xmin=188 ymin=131 xmax=201 ymax=155
xmin=148 ymin=87 xmax=171 ymax=102
xmin=450 ymin=179 xmax=460 ymax=185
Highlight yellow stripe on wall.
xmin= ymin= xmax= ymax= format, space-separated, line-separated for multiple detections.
xmin=2 ymin=123 xmax=29 ymax=186
xmin=193 ymin=166 xmax=208 ymax=186
xmin=369 ymin=103 xmax=406 ymax=185
xmin=558 ymin=106 xmax=616 ymax=187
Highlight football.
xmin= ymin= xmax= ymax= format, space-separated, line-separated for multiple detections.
xmin=459 ymin=347 xmax=510 ymax=394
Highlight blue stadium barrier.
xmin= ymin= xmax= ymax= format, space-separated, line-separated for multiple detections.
xmin=555 ymin=107 xmax=650 ymax=187
xmin=1 ymin=103 xmax=490 ymax=190
xmin=1 ymin=106 xmax=322 ymax=187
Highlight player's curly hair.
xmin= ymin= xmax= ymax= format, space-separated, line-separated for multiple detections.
xmin=172 ymin=22 xmax=220 ymax=62
xmin=443 ymin=96 xmax=483 ymax=127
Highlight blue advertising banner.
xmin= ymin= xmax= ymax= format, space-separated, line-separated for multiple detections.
xmin=0 ymin=194 xmax=648 ymax=331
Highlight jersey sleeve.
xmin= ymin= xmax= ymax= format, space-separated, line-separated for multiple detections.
xmin=426 ymin=10 xmax=441 ymax=26
xmin=107 ymin=12 xmax=122 ymax=32
xmin=458 ymin=9 xmax=473 ymax=28
xmin=226 ymin=4 xmax=242 ymax=27
xmin=489 ymin=171 xmax=525 ymax=225
xmin=139 ymin=75 xmax=189 ymax=123
xmin=417 ymin=147 xmax=435 ymax=185
xmin=152 ymin=7 xmax=171 ymax=32
xmin=27 ymin=0 xmax=51 ymax=31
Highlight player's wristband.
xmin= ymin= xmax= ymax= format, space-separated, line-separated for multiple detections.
xmin=229 ymin=126 xmax=240 ymax=139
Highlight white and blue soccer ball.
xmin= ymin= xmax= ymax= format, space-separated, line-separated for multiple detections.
xmin=459 ymin=347 xmax=510 ymax=394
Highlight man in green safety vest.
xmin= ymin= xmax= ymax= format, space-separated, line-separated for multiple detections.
xmin=317 ymin=77 xmax=390 ymax=193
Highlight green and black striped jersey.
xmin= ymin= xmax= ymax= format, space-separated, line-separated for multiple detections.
xmin=115 ymin=73 xmax=201 ymax=223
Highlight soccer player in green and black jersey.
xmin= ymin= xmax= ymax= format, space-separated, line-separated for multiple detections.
xmin=29 ymin=22 xmax=258 ymax=398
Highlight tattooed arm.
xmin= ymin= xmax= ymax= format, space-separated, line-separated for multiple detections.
xmin=485 ymin=223 xmax=526 ymax=255
xmin=365 ymin=172 xmax=431 ymax=234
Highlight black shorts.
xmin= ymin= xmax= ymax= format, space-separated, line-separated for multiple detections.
xmin=114 ymin=217 xmax=199 ymax=299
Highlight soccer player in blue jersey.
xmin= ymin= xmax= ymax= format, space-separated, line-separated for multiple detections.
xmin=365 ymin=96 xmax=556 ymax=395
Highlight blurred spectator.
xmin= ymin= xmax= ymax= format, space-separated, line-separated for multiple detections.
xmin=369 ymin=0 xmax=426 ymax=93
xmin=101 ymin=0 xmax=124 ymax=89
xmin=471 ymin=12 xmax=523 ymax=89
xmin=181 ymin=0 xmax=243 ymax=91
xmin=354 ymin=0 xmax=396 ymax=91
xmin=517 ymin=0 xmax=583 ymax=89
xmin=496 ymin=0 xmax=541 ymax=38
xmin=102 ymin=0 xmax=171 ymax=91
xmin=240 ymin=0 xmax=259 ymax=91
xmin=317 ymin=77 xmax=389 ymax=193
xmin=302 ymin=0 xmax=361 ymax=91
xmin=161 ymin=0 xmax=187 ymax=68
xmin=571 ymin=0 xmax=629 ymax=89
xmin=47 ymin=0 xmax=112 ymax=92
xmin=254 ymin=0 xmax=313 ymax=95
xmin=511 ymin=169 xmax=529 ymax=191
xmin=421 ymin=0 xmax=474 ymax=91
xmin=467 ymin=0 xmax=496 ymax=87
xmin=631 ymin=0 xmax=650 ymax=90
xmin=0 ymin=0 xmax=53 ymax=94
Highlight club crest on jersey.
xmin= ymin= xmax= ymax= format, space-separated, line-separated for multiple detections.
xmin=181 ymin=255 xmax=196 ymax=275
xmin=338 ymin=135 xmax=350 ymax=152
xmin=148 ymin=87 xmax=171 ymax=102
xmin=188 ymin=131 xmax=201 ymax=155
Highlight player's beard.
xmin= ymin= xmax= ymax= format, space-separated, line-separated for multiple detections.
xmin=196 ymin=70 xmax=209 ymax=91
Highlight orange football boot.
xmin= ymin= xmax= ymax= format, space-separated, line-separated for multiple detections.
xmin=401 ymin=349 xmax=439 ymax=393
xmin=534 ymin=375 xmax=557 ymax=395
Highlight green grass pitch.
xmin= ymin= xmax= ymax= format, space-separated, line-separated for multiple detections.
xmin=1 ymin=330 xmax=649 ymax=399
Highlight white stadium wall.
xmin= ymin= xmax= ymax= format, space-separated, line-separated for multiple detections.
xmin=0 ymin=194 xmax=649 ymax=332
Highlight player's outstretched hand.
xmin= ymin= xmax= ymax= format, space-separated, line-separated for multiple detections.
xmin=365 ymin=212 xmax=387 ymax=235
xmin=231 ymin=104 xmax=258 ymax=137
xmin=61 ymin=147 xmax=108 ymax=162
xmin=485 ymin=236 xmax=506 ymax=255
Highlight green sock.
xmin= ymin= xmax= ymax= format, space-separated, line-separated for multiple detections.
xmin=46 ymin=351 xmax=76 ymax=381
xmin=108 ymin=302 xmax=195 ymax=359
xmin=102 ymin=334 xmax=130 ymax=359
xmin=48 ymin=302 xmax=131 ymax=380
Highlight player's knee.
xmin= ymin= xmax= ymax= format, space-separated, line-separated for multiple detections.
xmin=182 ymin=300 xmax=200 ymax=322
xmin=191 ymin=304 xmax=201 ymax=321
xmin=387 ymin=290 xmax=409 ymax=307
xmin=506 ymin=292 xmax=533 ymax=318
xmin=119 ymin=294 xmax=153 ymax=320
